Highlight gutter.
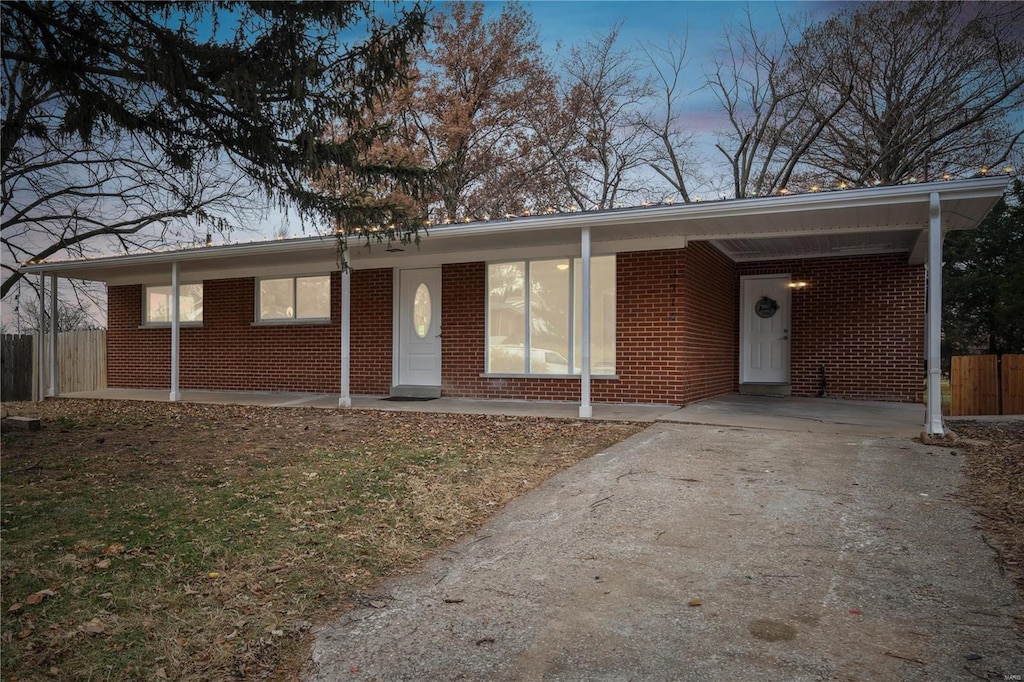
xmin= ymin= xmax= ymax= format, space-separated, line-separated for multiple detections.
xmin=19 ymin=176 xmax=1010 ymax=276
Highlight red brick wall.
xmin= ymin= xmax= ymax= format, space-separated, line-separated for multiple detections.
xmin=439 ymin=243 xmax=737 ymax=404
xmin=736 ymin=254 xmax=925 ymax=402
xmin=105 ymin=250 xmax=923 ymax=404
xmin=349 ymin=269 xmax=393 ymax=395
xmin=680 ymin=242 xmax=739 ymax=403
xmin=108 ymin=270 xmax=393 ymax=394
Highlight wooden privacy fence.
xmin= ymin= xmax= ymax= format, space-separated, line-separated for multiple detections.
xmin=950 ymin=354 xmax=1024 ymax=416
xmin=11 ymin=329 xmax=107 ymax=400
xmin=2 ymin=334 xmax=34 ymax=401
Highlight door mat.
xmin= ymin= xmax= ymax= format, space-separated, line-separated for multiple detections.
xmin=380 ymin=396 xmax=438 ymax=402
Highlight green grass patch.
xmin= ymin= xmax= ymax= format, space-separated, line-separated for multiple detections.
xmin=1 ymin=399 xmax=642 ymax=681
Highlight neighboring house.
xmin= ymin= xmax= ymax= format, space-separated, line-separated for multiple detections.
xmin=21 ymin=177 xmax=1009 ymax=434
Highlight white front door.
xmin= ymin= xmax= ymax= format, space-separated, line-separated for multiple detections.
xmin=740 ymin=274 xmax=791 ymax=384
xmin=397 ymin=268 xmax=441 ymax=387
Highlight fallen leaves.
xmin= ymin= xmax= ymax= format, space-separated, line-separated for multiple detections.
xmin=25 ymin=589 xmax=56 ymax=606
xmin=955 ymin=419 xmax=1024 ymax=627
xmin=0 ymin=398 xmax=644 ymax=682
xmin=80 ymin=618 xmax=105 ymax=635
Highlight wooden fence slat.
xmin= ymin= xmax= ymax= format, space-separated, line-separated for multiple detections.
xmin=3 ymin=330 xmax=106 ymax=401
xmin=55 ymin=329 xmax=106 ymax=394
xmin=1003 ymin=354 xmax=1024 ymax=416
xmin=1 ymin=334 xmax=34 ymax=401
xmin=950 ymin=354 xmax=1000 ymax=416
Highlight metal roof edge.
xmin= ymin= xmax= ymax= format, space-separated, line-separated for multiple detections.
xmin=20 ymin=176 xmax=1010 ymax=275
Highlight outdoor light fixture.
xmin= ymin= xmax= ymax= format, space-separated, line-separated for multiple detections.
xmin=788 ymin=281 xmax=809 ymax=289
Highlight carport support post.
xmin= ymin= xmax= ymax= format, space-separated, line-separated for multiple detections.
xmin=170 ymin=261 xmax=181 ymax=402
xmin=36 ymin=273 xmax=45 ymax=402
xmin=47 ymin=274 xmax=58 ymax=397
xmin=579 ymin=227 xmax=593 ymax=419
xmin=925 ymin=191 xmax=943 ymax=435
xmin=339 ymin=253 xmax=351 ymax=408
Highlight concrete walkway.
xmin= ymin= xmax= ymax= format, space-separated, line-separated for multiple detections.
xmin=58 ymin=388 xmax=678 ymax=422
xmin=306 ymin=422 xmax=1023 ymax=681
xmin=58 ymin=389 xmax=926 ymax=436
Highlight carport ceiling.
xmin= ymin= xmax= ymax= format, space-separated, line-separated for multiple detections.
xmin=712 ymin=229 xmax=923 ymax=262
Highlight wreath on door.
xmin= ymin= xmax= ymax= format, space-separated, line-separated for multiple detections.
xmin=755 ymin=296 xmax=779 ymax=319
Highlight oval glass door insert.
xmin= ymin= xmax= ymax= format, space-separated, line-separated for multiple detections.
xmin=413 ymin=283 xmax=431 ymax=338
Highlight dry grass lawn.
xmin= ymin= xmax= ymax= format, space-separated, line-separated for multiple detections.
xmin=954 ymin=419 xmax=1024 ymax=616
xmin=0 ymin=399 xmax=643 ymax=681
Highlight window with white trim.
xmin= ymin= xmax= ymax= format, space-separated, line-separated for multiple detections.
xmin=257 ymin=275 xmax=331 ymax=321
xmin=144 ymin=283 xmax=203 ymax=324
xmin=487 ymin=256 xmax=615 ymax=375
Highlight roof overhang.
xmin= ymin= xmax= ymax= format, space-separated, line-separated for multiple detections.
xmin=20 ymin=176 xmax=1010 ymax=285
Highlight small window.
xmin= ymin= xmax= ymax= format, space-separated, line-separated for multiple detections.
xmin=144 ymin=283 xmax=203 ymax=324
xmin=258 ymin=276 xmax=331 ymax=322
xmin=413 ymin=283 xmax=431 ymax=338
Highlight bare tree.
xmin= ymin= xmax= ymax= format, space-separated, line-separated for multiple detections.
xmin=797 ymin=2 xmax=1024 ymax=185
xmin=539 ymin=25 xmax=657 ymax=210
xmin=707 ymin=9 xmax=852 ymax=198
xmin=639 ymin=37 xmax=702 ymax=203
xmin=1 ymin=125 xmax=259 ymax=297
xmin=3 ymin=283 xmax=101 ymax=333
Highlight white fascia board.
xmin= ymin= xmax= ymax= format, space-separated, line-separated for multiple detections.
xmin=20 ymin=235 xmax=338 ymax=276
xmin=20 ymin=176 xmax=1008 ymax=278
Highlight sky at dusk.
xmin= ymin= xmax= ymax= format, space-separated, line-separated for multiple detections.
xmin=504 ymin=1 xmax=845 ymax=171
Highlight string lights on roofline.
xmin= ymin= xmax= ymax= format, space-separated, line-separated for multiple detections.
xmin=22 ymin=166 xmax=1016 ymax=267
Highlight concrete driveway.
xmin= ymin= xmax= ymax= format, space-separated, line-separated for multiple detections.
xmin=307 ymin=420 xmax=1023 ymax=680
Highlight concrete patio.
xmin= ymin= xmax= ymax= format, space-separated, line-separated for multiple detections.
xmin=56 ymin=389 xmax=928 ymax=438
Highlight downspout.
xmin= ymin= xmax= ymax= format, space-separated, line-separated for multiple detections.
xmin=339 ymin=254 xmax=352 ymax=408
xmin=170 ymin=261 xmax=181 ymax=402
xmin=925 ymin=191 xmax=944 ymax=435
xmin=579 ymin=227 xmax=593 ymax=419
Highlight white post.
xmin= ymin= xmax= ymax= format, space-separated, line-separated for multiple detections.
xmin=170 ymin=262 xmax=181 ymax=402
xmin=339 ymin=254 xmax=352 ymax=408
xmin=925 ymin=191 xmax=944 ymax=435
xmin=48 ymin=274 xmax=58 ymax=397
xmin=579 ymin=227 xmax=593 ymax=419
xmin=36 ymin=273 xmax=45 ymax=402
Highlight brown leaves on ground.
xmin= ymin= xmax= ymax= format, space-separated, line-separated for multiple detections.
xmin=954 ymin=420 xmax=1024 ymax=616
xmin=0 ymin=399 xmax=643 ymax=682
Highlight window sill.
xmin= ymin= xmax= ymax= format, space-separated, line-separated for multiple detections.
xmin=251 ymin=319 xmax=332 ymax=327
xmin=480 ymin=373 xmax=619 ymax=380
xmin=139 ymin=323 xmax=203 ymax=329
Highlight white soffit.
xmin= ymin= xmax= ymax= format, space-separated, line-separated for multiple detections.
xmin=713 ymin=229 xmax=923 ymax=262
xmin=20 ymin=176 xmax=1009 ymax=283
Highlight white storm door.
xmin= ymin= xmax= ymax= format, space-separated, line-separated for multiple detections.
xmin=398 ymin=268 xmax=441 ymax=386
xmin=740 ymin=275 xmax=791 ymax=384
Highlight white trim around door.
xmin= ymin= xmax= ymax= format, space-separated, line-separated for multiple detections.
xmin=740 ymin=274 xmax=792 ymax=385
xmin=393 ymin=267 xmax=442 ymax=396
